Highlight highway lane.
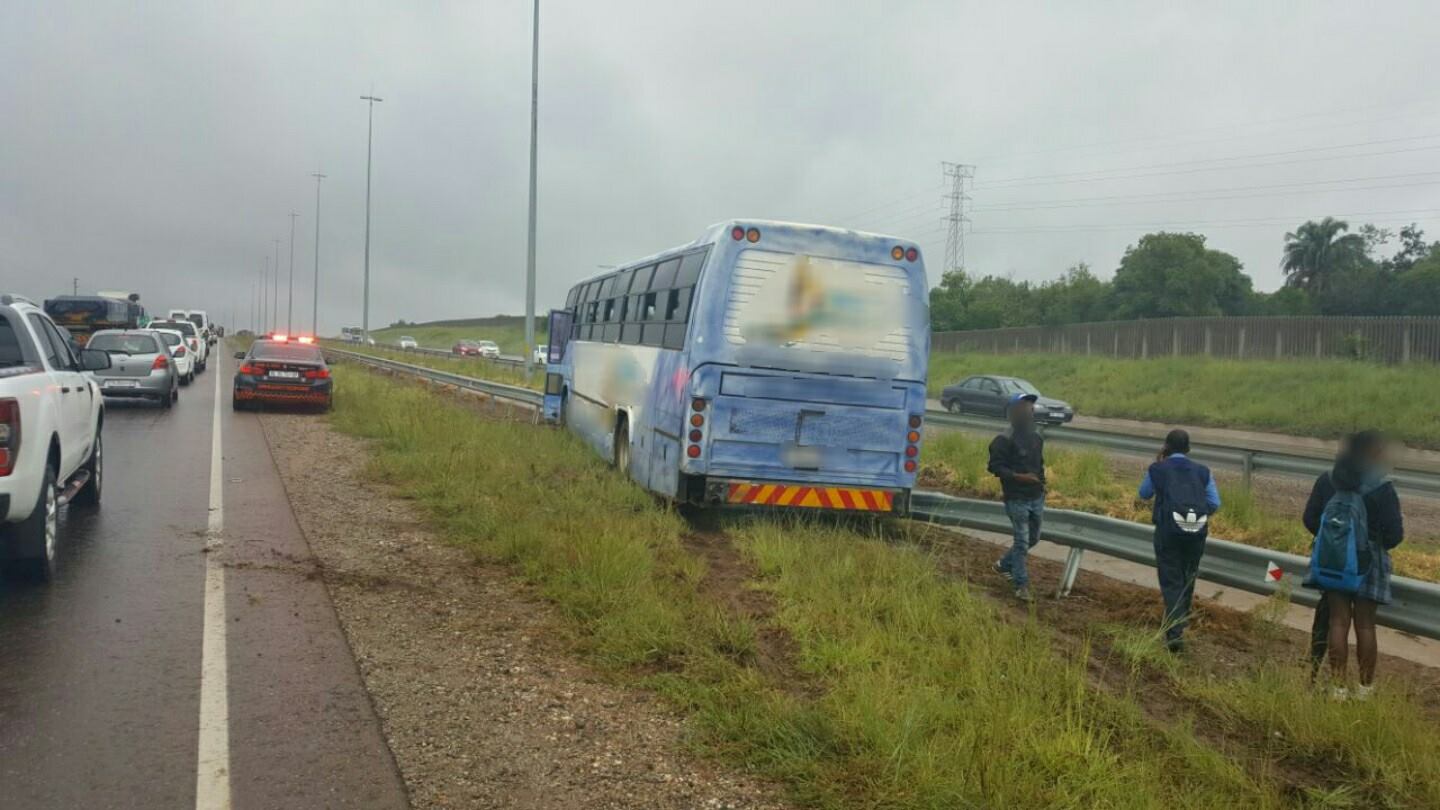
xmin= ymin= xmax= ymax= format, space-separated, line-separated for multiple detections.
xmin=0 ymin=350 xmax=407 ymax=809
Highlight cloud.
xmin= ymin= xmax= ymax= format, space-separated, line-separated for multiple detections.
xmin=3 ymin=0 xmax=1437 ymax=333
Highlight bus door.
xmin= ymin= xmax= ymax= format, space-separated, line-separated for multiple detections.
xmin=542 ymin=308 xmax=573 ymax=423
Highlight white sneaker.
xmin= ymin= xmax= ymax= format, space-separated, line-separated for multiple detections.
xmin=1330 ymin=686 xmax=1351 ymax=702
xmin=1355 ymin=684 xmax=1375 ymax=701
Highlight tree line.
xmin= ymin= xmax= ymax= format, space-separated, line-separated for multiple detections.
xmin=930 ymin=219 xmax=1440 ymax=332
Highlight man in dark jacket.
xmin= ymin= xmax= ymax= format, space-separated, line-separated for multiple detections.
xmin=988 ymin=393 xmax=1046 ymax=601
xmin=1138 ymin=429 xmax=1221 ymax=653
xmin=1303 ymin=431 xmax=1403 ymax=695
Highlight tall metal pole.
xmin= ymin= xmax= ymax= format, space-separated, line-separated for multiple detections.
xmin=272 ymin=238 xmax=281 ymax=334
xmin=286 ymin=211 xmax=299 ymax=334
xmin=523 ymin=0 xmax=539 ymax=374
xmin=262 ymin=256 xmax=270 ymax=334
xmin=360 ymin=95 xmax=383 ymax=340
xmin=311 ymin=172 xmax=326 ymax=336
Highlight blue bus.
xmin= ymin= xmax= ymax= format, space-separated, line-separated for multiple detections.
xmin=545 ymin=221 xmax=929 ymax=513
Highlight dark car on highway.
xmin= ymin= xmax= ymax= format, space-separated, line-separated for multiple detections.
xmin=939 ymin=375 xmax=1075 ymax=424
xmin=233 ymin=338 xmax=332 ymax=411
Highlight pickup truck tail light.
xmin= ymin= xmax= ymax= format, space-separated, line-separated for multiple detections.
xmin=0 ymin=398 xmax=19 ymax=477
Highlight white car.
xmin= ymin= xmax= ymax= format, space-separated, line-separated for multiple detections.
xmin=186 ymin=310 xmax=213 ymax=345
xmin=397 ymin=336 xmax=418 ymax=350
xmin=148 ymin=327 xmax=196 ymax=384
xmin=148 ymin=319 xmax=207 ymax=372
xmin=532 ymin=344 xmax=549 ymax=365
xmin=0 ymin=294 xmax=109 ymax=580
xmin=477 ymin=340 xmax=500 ymax=359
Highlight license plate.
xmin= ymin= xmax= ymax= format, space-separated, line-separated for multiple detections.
xmin=1050 ymin=412 xmax=1066 ymax=419
xmin=268 ymin=370 xmax=301 ymax=379
xmin=105 ymin=379 xmax=139 ymax=388
xmin=780 ymin=444 xmax=823 ymax=469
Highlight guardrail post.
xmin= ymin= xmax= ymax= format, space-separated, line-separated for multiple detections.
xmin=1241 ymin=452 xmax=1254 ymax=490
xmin=1057 ymin=547 xmax=1084 ymax=598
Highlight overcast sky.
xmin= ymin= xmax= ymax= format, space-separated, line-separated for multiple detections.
xmin=4 ymin=1 xmax=1438 ymax=333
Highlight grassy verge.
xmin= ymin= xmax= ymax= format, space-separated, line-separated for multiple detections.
xmin=327 ymin=343 xmax=541 ymax=391
xmin=928 ymin=352 xmax=1440 ymax=449
xmin=919 ymin=430 xmax=1440 ymax=581
xmin=325 ymin=365 xmax=1438 ymax=808
xmin=370 ymin=321 xmax=547 ymax=355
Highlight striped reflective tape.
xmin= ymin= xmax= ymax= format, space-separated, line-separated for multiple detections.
xmin=725 ymin=482 xmax=895 ymax=511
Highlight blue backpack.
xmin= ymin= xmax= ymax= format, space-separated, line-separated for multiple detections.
xmin=1308 ymin=486 xmax=1378 ymax=594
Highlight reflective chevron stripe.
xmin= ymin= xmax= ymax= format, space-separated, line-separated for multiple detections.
xmin=725 ymin=482 xmax=895 ymax=511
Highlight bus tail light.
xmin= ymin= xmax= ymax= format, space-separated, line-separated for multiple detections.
xmin=904 ymin=413 xmax=922 ymax=474
xmin=905 ymin=247 xmax=918 ymax=262
xmin=731 ymin=226 xmax=745 ymax=241
xmin=686 ymin=445 xmax=701 ymax=458
xmin=904 ymin=460 xmax=917 ymax=473
xmin=687 ymin=398 xmax=706 ymax=458
xmin=891 ymin=246 xmax=904 ymax=260
xmin=0 ymin=398 xmax=18 ymax=477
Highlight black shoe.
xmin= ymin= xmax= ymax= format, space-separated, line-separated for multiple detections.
xmin=1166 ymin=637 xmax=1185 ymax=655
xmin=992 ymin=560 xmax=1013 ymax=581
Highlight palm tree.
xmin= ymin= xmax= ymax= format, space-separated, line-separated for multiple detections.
xmin=1281 ymin=217 xmax=1367 ymax=293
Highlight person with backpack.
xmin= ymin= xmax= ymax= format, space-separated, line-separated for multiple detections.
xmin=988 ymin=392 xmax=1046 ymax=602
xmin=1302 ymin=430 xmax=1403 ymax=699
xmin=1138 ymin=429 xmax=1221 ymax=653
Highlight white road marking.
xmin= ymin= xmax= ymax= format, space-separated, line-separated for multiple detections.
xmin=196 ymin=365 xmax=231 ymax=809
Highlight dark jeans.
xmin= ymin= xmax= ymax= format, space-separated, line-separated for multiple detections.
xmin=1000 ymin=496 xmax=1045 ymax=588
xmin=1154 ymin=529 xmax=1207 ymax=643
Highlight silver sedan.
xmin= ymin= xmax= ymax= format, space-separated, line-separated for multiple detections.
xmin=84 ymin=330 xmax=179 ymax=408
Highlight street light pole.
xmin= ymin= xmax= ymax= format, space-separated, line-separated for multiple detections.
xmin=311 ymin=171 xmax=326 ymax=336
xmin=523 ymin=0 xmax=540 ymax=375
xmin=262 ymin=256 xmax=270 ymax=334
xmin=287 ymin=211 xmax=299 ymax=334
xmin=272 ymin=238 xmax=281 ymax=335
xmin=360 ymin=94 xmax=383 ymax=341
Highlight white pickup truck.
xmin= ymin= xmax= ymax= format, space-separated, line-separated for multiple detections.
xmin=0 ymin=295 xmax=110 ymax=580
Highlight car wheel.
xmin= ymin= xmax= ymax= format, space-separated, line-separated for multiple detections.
xmin=945 ymin=399 xmax=960 ymax=414
xmin=6 ymin=462 xmax=59 ymax=581
xmin=172 ymin=386 xmax=180 ymax=404
xmin=160 ymin=390 xmax=174 ymax=409
xmin=72 ymin=431 xmax=103 ymax=508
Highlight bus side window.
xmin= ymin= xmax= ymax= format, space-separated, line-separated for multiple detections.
xmin=650 ymin=258 xmax=680 ymax=290
xmin=630 ymin=264 xmax=656 ymax=293
xmin=621 ymin=294 xmax=643 ymax=344
xmin=675 ymin=249 xmax=708 ymax=287
xmin=664 ymin=287 xmax=692 ymax=321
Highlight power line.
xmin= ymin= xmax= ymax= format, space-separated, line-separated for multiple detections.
xmin=976 ymin=133 xmax=1440 ymax=190
xmin=973 ymin=174 xmax=1440 ymax=213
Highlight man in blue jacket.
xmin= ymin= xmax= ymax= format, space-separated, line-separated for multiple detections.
xmin=1138 ymin=429 xmax=1220 ymax=652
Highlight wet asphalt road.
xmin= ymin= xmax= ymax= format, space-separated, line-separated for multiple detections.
xmin=0 ymin=351 xmax=408 ymax=809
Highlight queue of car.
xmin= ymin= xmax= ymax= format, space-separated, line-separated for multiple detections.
xmin=1 ymin=293 xmax=342 ymax=581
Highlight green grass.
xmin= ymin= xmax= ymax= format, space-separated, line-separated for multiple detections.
xmin=370 ymin=317 xmax=548 ymax=355
xmin=929 ymin=352 xmax=1440 ymax=449
xmin=919 ymin=430 xmax=1440 ymax=582
xmin=324 ymin=365 xmax=1440 ymax=808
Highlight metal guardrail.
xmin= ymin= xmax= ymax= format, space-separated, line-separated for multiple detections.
xmin=331 ymin=347 xmax=1440 ymax=641
xmin=324 ymin=347 xmax=541 ymax=407
xmin=925 ymin=411 xmax=1440 ymax=498
xmin=910 ymin=491 xmax=1440 ymax=642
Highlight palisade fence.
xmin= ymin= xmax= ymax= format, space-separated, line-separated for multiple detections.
xmin=932 ymin=316 xmax=1440 ymax=364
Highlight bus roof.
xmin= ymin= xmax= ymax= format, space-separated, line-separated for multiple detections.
xmin=569 ymin=220 xmax=923 ymax=290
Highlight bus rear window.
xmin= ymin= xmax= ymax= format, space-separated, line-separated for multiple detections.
xmin=722 ymin=249 xmax=914 ymax=363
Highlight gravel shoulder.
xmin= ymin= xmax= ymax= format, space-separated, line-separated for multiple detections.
xmin=257 ymin=410 xmax=791 ymax=810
